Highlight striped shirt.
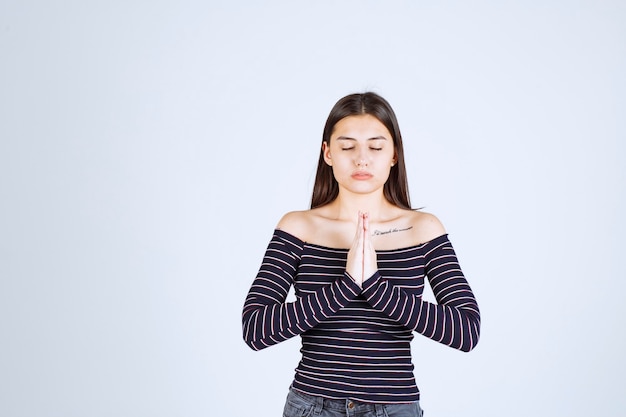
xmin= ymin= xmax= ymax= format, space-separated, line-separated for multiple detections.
xmin=242 ymin=229 xmax=480 ymax=403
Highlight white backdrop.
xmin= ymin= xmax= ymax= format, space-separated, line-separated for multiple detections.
xmin=1 ymin=1 xmax=624 ymax=416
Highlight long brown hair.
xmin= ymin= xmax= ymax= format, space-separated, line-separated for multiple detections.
xmin=310 ymin=92 xmax=412 ymax=209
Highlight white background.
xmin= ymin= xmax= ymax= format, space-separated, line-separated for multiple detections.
xmin=1 ymin=1 xmax=624 ymax=416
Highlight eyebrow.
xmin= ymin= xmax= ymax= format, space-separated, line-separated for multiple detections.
xmin=336 ymin=136 xmax=388 ymax=141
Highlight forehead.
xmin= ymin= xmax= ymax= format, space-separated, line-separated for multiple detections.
xmin=331 ymin=114 xmax=392 ymax=140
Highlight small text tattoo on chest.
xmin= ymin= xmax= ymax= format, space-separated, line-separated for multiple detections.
xmin=372 ymin=226 xmax=413 ymax=236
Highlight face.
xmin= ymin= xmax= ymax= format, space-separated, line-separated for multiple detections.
xmin=323 ymin=114 xmax=397 ymax=196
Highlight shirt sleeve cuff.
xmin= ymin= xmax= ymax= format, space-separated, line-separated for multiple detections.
xmin=361 ymin=271 xmax=382 ymax=298
xmin=343 ymin=272 xmax=365 ymax=296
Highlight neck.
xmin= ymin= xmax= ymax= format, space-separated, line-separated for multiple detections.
xmin=330 ymin=190 xmax=392 ymax=222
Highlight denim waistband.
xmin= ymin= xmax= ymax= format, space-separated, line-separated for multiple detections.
xmin=289 ymin=387 xmax=386 ymax=414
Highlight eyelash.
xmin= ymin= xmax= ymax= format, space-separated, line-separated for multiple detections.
xmin=341 ymin=147 xmax=383 ymax=151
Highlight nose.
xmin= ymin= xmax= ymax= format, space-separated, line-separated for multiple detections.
xmin=355 ymin=150 xmax=368 ymax=167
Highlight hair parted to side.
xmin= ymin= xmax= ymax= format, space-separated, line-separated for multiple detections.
xmin=310 ymin=92 xmax=412 ymax=210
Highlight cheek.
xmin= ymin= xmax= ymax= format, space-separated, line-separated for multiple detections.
xmin=377 ymin=151 xmax=395 ymax=164
xmin=330 ymin=157 xmax=355 ymax=178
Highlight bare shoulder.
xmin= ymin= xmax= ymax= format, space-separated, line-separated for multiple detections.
xmin=406 ymin=210 xmax=447 ymax=244
xmin=276 ymin=210 xmax=316 ymax=241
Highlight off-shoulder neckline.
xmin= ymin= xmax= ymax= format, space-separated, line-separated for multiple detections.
xmin=273 ymin=228 xmax=449 ymax=253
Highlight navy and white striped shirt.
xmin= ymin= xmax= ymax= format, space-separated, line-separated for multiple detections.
xmin=242 ymin=229 xmax=480 ymax=403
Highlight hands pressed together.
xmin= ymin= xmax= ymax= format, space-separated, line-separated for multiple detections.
xmin=346 ymin=212 xmax=378 ymax=288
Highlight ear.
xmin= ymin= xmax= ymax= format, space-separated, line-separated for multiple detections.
xmin=322 ymin=141 xmax=332 ymax=166
xmin=391 ymin=151 xmax=398 ymax=166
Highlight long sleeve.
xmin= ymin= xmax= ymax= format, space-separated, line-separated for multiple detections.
xmin=361 ymin=235 xmax=480 ymax=352
xmin=242 ymin=230 xmax=362 ymax=351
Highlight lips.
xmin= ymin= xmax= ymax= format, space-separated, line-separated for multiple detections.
xmin=351 ymin=171 xmax=373 ymax=180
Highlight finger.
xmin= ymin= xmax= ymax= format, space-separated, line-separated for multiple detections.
xmin=363 ymin=212 xmax=370 ymax=233
xmin=358 ymin=212 xmax=365 ymax=284
xmin=347 ymin=211 xmax=364 ymax=286
xmin=358 ymin=210 xmax=364 ymax=233
xmin=357 ymin=212 xmax=365 ymax=248
xmin=362 ymin=212 xmax=369 ymax=247
xmin=363 ymin=212 xmax=373 ymax=252
xmin=362 ymin=212 xmax=377 ymax=281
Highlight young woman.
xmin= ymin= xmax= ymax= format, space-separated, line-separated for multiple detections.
xmin=242 ymin=92 xmax=480 ymax=417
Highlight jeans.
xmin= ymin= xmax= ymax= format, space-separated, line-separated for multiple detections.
xmin=282 ymin=388 xmax=424 ymax=417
